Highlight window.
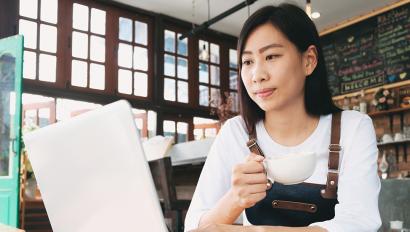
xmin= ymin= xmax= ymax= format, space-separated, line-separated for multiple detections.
xmin=132 ymin=108 xmax=157 ymax=139
xmin=228 ymin=49 xmax=239 ymax=112
xmin=193 ymin=117 xmax=219 ymax=140
xmin=70 ymin=3 xmax=107 ymax=90
xmin=163 ymin=29 xmax=189 ymax=103
xmin=117 ymin=16 xmax=150 ymax=97
xmin=22 ymin=93 xmax=56 ymax=128
xmin=163 ymin=120 xmax=189 ymax=143
xmin=19 ymin=0 xmax=59 ymax=82
xmin=18 ymin=0 xmax=238 ymax=141
xmin=198 ymin=39 xmax=221 ymax=108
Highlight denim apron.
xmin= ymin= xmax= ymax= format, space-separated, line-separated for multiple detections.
xmin=245 ymin=112 xmax=342 ymax=226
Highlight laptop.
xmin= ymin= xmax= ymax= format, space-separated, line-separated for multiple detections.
xmin=23 ymin=100 xmax=168 ymax=232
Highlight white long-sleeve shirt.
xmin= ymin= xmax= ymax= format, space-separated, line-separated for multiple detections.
xmin=184 ymin=110 xmax=381 ymax=232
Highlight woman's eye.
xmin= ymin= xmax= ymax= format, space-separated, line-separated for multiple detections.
xmin=242 ymin=60 xmax=252 ymax=66
xmin=266 ymin=54 xmax=281 ymax=60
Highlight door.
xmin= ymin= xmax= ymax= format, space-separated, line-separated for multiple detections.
xmin=0 ymin=35 xmax=23 ymax=227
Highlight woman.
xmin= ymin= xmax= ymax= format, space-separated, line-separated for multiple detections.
xmin=185 ymin=3 xmax=381 ymax=232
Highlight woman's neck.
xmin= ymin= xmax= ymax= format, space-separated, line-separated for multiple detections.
xmin=263 ymin=101 xmax=319 ymax=147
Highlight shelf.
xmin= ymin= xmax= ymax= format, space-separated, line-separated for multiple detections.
xmin=368 ymin=106 xmax=410 ymax=117
xmin=377 ymin=139 xmax=410 ymax=147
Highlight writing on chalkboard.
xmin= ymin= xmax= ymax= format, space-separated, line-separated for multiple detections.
xmin=321 ymin=3 xmax=410 ymax=96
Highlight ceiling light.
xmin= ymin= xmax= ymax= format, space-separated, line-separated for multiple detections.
xmin=305 ymin=0 xmax=312 ymax=18
xmin=311 ymin=12 xmax=320 ymax=19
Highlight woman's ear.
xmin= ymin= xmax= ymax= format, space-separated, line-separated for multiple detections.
xmin=303 ymin=45 xmax=318 ymax=77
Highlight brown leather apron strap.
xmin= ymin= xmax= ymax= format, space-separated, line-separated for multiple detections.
xmin=321 ymin=111 xmax=342 ymax=199
xmin=245 ymin=112 xmax=342 ymax=200
xmin=247 ymin=124 xmax=265 ymax=157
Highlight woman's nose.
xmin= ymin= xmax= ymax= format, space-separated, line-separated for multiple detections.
xmin=252 ymin=62 xmax=269 ymax=83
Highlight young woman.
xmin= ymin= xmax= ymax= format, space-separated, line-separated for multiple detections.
xmin=185 ymin=4 xmax=381 ymax=232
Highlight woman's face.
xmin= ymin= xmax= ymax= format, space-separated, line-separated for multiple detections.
xmin=240 ymin=22 xmax=316 ymax=112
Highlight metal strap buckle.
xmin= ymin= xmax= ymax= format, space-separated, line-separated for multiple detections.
xmin=328 ymin=144 xmax=341 ymax=152
xmin=247 ymin=139 xmax=257 ymax=149
xmin=328 ymin=169 xmax=339 ymax=174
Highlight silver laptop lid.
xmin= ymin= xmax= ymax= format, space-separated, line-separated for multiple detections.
xmin=23 ymin=100 xmax=167 ymax=232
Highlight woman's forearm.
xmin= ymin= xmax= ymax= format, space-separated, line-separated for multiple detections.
xmin=191 ymin=224 xmax=327 ymax=232
xmin=260 ymin=226 xmax=327 ymax=232
xmin=198 ymin=189 xmax=244 ymax=227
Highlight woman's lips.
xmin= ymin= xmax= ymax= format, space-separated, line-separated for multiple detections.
xmin=255 ymin=88 xmax=275 ymax=98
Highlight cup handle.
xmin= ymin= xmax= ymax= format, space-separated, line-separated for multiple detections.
xmin=262 ymin=160 xmax=274 ymax=186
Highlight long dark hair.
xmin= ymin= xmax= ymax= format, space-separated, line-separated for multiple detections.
xmin=237 ymin=3 xmax=341 ymax=134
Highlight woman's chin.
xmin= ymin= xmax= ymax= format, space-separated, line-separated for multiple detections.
xmin=256 ymin=101 xmax=282 ymax=112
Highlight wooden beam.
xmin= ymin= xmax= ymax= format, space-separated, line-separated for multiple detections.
xmin=320 ymin=0 xmax=410 ymax=36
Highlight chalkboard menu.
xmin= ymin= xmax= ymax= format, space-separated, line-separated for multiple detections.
xmin=320 ymin=3 xmax=410 ymax=96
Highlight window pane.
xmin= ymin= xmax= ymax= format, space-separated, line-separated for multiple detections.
xmin=210 ymin=43 xmax=219 ymax=64
xmin=72 ymin=31 xmax=88 ymax=59
xmin=20 ymin=0 xmax=38 ymax=19
xmin=40 ymin=24 xmax=57 ymax=53
xmin=193 ymin=117 xmax=218 ymax=124
xmin=135 ymin=21 xmax=147 ymax=45
xmin=210 ymin=88 xmax=220 ymax=107
xmin=38 ymin=108 xmax=51 ymax=127
xmin=41 ymin=0 xmax=58 ymax=24
xmin=23 ymin=51 xmax=36 ymax=80
xmin=164 ymin=54 xmax=175 ymax=77
xmin=210 ymin=65 xmax=220 ymax=86
xmin=90 ymin=8 xmax=106 ymax=35
xmin=177 ymin=80 xmax=188 ymax=103
xmin=199 ymin=85 xmax=209 ymax=106
xmin=119 ymin=17 xmax=132 ymax=42
xmin=230 ymin=92 xmax=239 ymax=112
xmin=177 ymin=33 xmax=188 ymax=56
xmin=199 ymin=40 xmax=209 ymax=61
xmin=25 ymin=110 xmax=38 ymax=126
xmin=177 ymin=122 xmax=188 ymax=143
xmin=164 ymin=30 xmax=175 ymax=53
xmin=118 ymin=69 xmax=132 ymax=94
xmin=19 ymin=19 xmax=37 ymax=49
xmin=199 ymin=62 xmax=208 ymax=83
xmin=39 ymin=54 xmax=56 ymax=82
xmin=118 ymin=43 xmax=132 ymax=68
xmin=134 ymin=72 xmax=147 ymax=97
xmin=229 ymin=70 xmax=238 ymax=90
xmin=73 ymin=3 xmax=89 ymax=31
xmin=177 ymin=57 xmax=188 ymax=80
xmin=164 ymin=78 xmax=175 ymax=101
xmin=89 ymin=63 xmax=105 ymax=90
xmin=147 ymin=111 xmax=157 ymax=138
xmin=90 ymin=35 xmax=105 ymax=62
xmin=229 ymin=49 xmax=237 ymax=69
xmin=56 ymin=98 xmax=101 ymax=121
xmin=71 ymin=60 xmax=88 ymax=87
xmin=163 ymin=120 xmax=175 ymax=138
xmin=133 ymin=46 xmax=147 ymax=71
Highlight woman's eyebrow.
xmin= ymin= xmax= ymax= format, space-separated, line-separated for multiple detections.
xmin=259 ymin=43 xmax=283 ymax=53
xmin=242 ymin=43 xmax=284 ymax=55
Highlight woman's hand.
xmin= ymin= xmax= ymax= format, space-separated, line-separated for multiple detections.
xmin=196 ymin=154 xmax=269 ymax=227
xmin=230 ymin=153 xmax=268 ymax=209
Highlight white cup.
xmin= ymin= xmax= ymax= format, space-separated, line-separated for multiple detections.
xmin=263 ymin=152 xmax=317 ymax=185
xmin=391 ymin=220 xmax=403 ymax=230
xmin=382 ymin=134 xmax=394 ymax=143
xmin=394 ymin=133 xmax=404 ymax=141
